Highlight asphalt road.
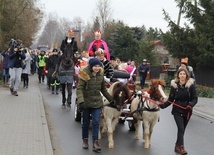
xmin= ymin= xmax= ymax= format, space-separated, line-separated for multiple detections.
xmin=39 ymin=83 xmax=214 ymax=155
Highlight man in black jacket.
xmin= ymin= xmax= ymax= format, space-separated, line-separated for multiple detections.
xmin=138 ymin=59 xmax=150 ymax=90
xmin=60 ymin=29 xmax=78 ymax=62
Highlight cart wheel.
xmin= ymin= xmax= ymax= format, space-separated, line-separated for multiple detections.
xmin=118 ymin=113 xmax=125 ymax=124
xmin=118 ymin=119 xmax=125 ymax=124
xmin=74 ymin=99 xmax=81 ymax=122
xmin=128 ymin=119 xmax=136 ymax=131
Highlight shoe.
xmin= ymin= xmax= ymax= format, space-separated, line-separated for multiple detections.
xmin=12 ymin=91 xmax=18 ymax=96
xmin=61 ymin=103 xmax=66 ymax=109
xmin=52 ymin=91 xmax=54 ymax=94
xmin=67 ymin=104 xmax=71 ymax=110
xmin=56 ymin=91 xmax=59 ymax=95
xmin=175 ymin=143 xmax=187 ymax=155
xmin=10 ymin=88 xmax=14 ymax=95
xmin=179 ymin=145 xmax=187 ymax=155
xmin=175 ymin=143 xmax=180 ymax=153
xmin=92 ymin=140 xmax=101 ymax=152
xmin=82 ymin=139 xmax=89 ymax=149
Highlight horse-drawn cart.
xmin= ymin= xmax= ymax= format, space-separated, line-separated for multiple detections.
xmin=74 ymin=69 xmax=134 ymax=122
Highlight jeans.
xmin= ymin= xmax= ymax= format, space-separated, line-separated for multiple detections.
xmin=2 ymin=68 xmax=10 ymax=83
xmin=9 ymin=67 xmax=22 ymax=91
xmin=82 ymin=108 xmax=101 ymax=141
xmin=174 ymin=114 xmax=189 ymax=145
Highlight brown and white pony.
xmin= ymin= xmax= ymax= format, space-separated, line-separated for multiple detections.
xmin=130 ymin=79 xmax=167 ymax=149
xmin=100 ymin=81 xmax=130 ymax=149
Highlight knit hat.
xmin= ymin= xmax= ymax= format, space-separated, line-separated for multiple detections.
xmin=89 ymin=58 xmax=101 ymax=68
xmin=143 ymin=59 xmax=147 ymax=62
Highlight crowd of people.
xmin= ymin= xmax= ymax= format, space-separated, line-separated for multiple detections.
xmin=0 ymin=29 xmax=197 ymax=154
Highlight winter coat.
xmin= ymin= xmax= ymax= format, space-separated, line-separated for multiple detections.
xmin=161 ymin=78 xmax=198 ymax=116
xmin=76 ymin=66 xmax=113 ymax=109
xmin=22 ymin=53 xmax=32 ymax=74
xmin=46 ymin=54 xmax=60 ymax=77
xmin=138 ymin=63 xmax=150 ymax=77
xmin=1 ymin=50 xmax=10 ymax=69
xmin=60 ymin=37 xmax=78 ymax=54
xmin=8 ymin=48 xmax=26 ymax=68
xmin=100 ymin=58 xmax=114 ymax=79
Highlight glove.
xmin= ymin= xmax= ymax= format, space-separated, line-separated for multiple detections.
xmin=104 ymin=76 xmax=110 ymax=83
xmin=186 ymin=105 xmax=192 ymax=111
xmin=110 ymin=100 xmax=115 ymax=105
xmin=52 ymin=71 xmax=58 ymax=78
xmin=159 ymin=103 xmax=165 ymax=109
xmin=92 ymin=45 xmax=97 ymax=52
xmin=78 ymin=102 xmax=86 ymax=112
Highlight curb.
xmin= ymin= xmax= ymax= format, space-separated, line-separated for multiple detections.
xmin=193 ymin=109 xmax=214 ymax=122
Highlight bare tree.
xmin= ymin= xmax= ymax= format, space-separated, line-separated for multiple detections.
xmin=95 ymin=0 xmax=112 ymax=33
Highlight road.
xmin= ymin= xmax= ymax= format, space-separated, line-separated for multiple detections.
xmin=39 ymin=83 xmax=214 ymax=155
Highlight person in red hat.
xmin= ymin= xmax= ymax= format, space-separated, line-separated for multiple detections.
xmin=179 ymin=57 xmax=195 ymax=79
xmin=87 ymin=30 xmax=110 ymax=61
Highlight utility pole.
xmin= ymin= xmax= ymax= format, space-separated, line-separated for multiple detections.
xmin=177 ymin=0 xmax=185 ymax=26
xmin=78 ymin=21 xmax=82 ymax=42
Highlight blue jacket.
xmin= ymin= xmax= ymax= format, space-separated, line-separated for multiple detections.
xmin=1 ymin=50 xmax=10 ymax=69
xmin=8 ymin=47 xmax=26 ymax=68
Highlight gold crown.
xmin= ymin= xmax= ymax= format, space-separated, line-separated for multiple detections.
xmin=94 ymin=30 xmax=102 ymax=35
xmin=68 ymin=29 xmax=74 ymax=34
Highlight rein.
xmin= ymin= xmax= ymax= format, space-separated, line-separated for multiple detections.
xmin=165 ymin=100 xmax=191 ymax=120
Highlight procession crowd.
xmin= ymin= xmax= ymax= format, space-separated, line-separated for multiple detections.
xmin=0 ymin=29 xmax=197 ymax=155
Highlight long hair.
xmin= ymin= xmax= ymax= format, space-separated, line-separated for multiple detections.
xmin=175 ymin=68 xmax=190 ymax=83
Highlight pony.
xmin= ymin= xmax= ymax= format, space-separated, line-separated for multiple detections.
xmin=99 ymin=81 xmax=130 ymax=149
xmin=130 ymin=79 xmax=167 ymax=149
xmin=57 ymin=43 xmax=75 ymax=109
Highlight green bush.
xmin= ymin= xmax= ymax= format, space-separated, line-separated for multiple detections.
xmin=197 ymin=85 xmax=214 ymax=98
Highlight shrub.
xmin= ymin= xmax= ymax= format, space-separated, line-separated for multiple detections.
xmin=197 ymin=85 xmax=214 ymax=98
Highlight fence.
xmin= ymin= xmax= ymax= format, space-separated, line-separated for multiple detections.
xmin=195 ymin=69 xmax=214 ymax=87
xmin=149 ymin=66 xmax=214 ymax=87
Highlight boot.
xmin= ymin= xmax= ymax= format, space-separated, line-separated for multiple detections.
xmin=82 ymin=139 xmax=88 ymax=149
xmin=93 ymin=140 xmax=101 ymax=152
xmin=56 ymin=86 xmax=59 ymax=95
xmin=175 ymin=143 xmax=187 ymax=155
xmin=179 ymin=145 xmax=187 ymax=155
xmin=174 ymin=143 xmax=180 ymax=153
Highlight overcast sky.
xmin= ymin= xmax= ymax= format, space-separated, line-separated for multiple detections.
xmin=41 ymin=0 xmax=187 ymax=32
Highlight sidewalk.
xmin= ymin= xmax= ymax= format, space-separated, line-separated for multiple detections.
xmin=0 ymin=75 xmax=53 ymax=155
xmin=193 ymin=97 xmax=214 ymax=122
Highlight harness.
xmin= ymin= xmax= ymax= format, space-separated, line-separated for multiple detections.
xmin=125 ymin=91 xmax=160 ymax=119
xmin=103 ymin=98 xmax=129 ymax=111
xmin=132 ymin=92 xmax=160 ymax=116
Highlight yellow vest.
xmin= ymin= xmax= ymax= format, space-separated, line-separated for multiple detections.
xmin=38 ymin=55 xmax=47 ymax=67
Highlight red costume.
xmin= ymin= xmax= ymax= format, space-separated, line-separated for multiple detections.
xmin=87 ymin=30 xmax=110 ymax=60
